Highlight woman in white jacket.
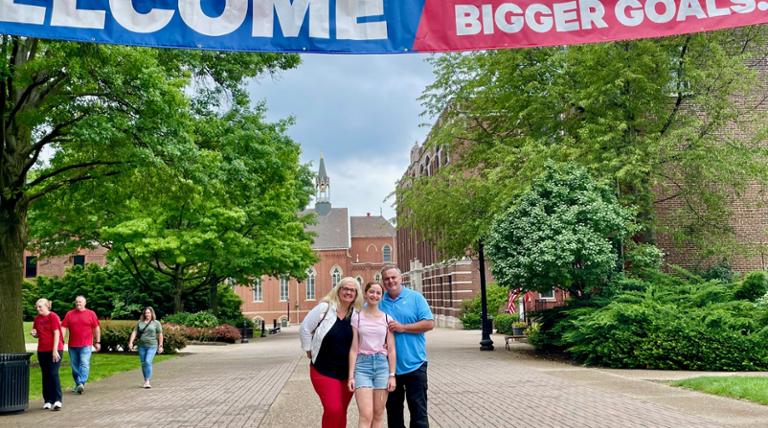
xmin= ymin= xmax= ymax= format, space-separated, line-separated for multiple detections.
xmin=300 ymin=277 xmax=363 ymax=428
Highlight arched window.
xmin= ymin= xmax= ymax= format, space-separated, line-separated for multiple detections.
xmin=355 ymin=276 xmax=363 ymax=286
xmin=279 ymin=276 xmax=289 ymax=302
xmin=252 ymin=278 xmax=263 ymax=302
xmin=306 ymin=268 xmax=316 ymax=300
xmin=374 ymin=273 xmax=381 ymax=283
xmin=331 ymin=266 xmax=342 ymax=288
xmin=382 ymin=245 xmax=392 ymax=262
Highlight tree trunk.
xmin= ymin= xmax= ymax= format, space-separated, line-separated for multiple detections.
xmin=0 ymin=201 xmax=29 ymax=353
xmin=172 ymin=266 xmax=184 ymax=313
xmin=209 ymin=278 xmax=219 ymax=313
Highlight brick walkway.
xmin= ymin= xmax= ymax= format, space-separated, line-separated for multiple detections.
xmin=4 ymin=327 xmax=768 ymax=427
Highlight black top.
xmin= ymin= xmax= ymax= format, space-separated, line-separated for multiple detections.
xmin=312 ymin=316 xmax=353 ymax=380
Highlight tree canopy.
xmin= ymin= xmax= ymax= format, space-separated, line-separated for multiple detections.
xmin=1 ymin=37 xmax=303 ymax=352
xmin=486 ymin=162 xmax=636 ymax=296
xmin=399 ymin=27 xmax=768 ymax=262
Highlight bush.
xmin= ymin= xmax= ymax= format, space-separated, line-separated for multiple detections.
xmin=536 ymin=268 xmax=768 ymax=370
xmin=100 ymin=321 xmax=187 ymax=354
xmin=735 ymin=272 xmax=768 ymax=301
xmin=163 ymin=311 xmax=219 ymax=328
xmin=460 ymin=284 xmax=509 ymax=329
xmin=494 ymin=313 xmax=517 ymax=335
xmin=167 ymin=323 xmax=242 ymax=343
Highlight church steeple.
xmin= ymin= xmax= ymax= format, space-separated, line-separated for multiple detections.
xmin=315 ymin=156 xmax=331 ymax=215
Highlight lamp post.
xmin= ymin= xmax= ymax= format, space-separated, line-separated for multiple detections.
xmin=478 ymin=240 xmax=494 ymax=351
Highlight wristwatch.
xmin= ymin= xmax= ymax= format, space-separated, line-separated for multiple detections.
xmin=389 ymin=372 xmax=396 ymax=377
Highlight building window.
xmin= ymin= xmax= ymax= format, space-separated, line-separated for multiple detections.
xmin=252 ymin=278 xmax=263 ymax=302
xmin=331 ymin=266 xmax=342 ymax=288
xmin=382 ymin=245 xmax=392 ymax=262
xmin=540 ymin=288 xmax=556 ymax=300
xmin=72 ymin=255 xmax=85 ymax=266
xmin=374 ymin=273 xmax=381 ymax=283
xmin=306 ymin=269 xmax=316 ymax=300
xmin=280 ymin=276 xmax=289 ymax=302
xmin=355 ymin=276 xmax=363 ymax=286
xmin=25 ymin=256 xmax=37 ymax=278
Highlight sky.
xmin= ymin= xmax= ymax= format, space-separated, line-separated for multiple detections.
xmin=247 ymin=54 xmax=436 ymax=221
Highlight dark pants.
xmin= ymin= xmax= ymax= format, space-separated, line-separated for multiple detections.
xmin=38 ymin=351 xmax=62 ymax=404
xmin=386 ymin=362 xmax=429 ymax=428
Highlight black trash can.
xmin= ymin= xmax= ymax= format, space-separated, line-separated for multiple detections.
xmin=0 ymin=353 xmax=32 ymax=413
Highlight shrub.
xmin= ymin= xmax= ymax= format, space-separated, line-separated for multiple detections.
xmin=537 ymin=268 xmax=768 ymax=370
xmin=494 ymin=313 xmax=517 ymax=335
xmin=459 ymin=284 xmax=509 ymax=329
xmin=735 ymin=272 xmax=768 ymax=301
xmin=164 ymin=311 xmax=219 ymax=328
xmin=100 ymin=322 xmax=187 ymax=354
xmin=169 ymin=323 xmax=242 ymax=343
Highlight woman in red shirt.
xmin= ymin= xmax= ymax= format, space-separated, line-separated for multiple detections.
xmin=31 ymin=298 xmax=64 ymax=411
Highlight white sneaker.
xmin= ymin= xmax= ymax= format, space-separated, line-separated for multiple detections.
xmin=42 ymin=403 xmax=52 ymax=410
xmin=52 ymin=401 xmax=62 ymax=411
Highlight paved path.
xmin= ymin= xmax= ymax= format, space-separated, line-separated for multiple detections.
xmin=4 ymin=327 xmax=768 ymax=427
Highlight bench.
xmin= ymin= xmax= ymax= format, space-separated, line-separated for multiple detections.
xmin=504 ymin=335 xmax=526 ymax=350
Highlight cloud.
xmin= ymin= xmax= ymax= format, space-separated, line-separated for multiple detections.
xmin=248 ymin=53 xmax=435 ymax=220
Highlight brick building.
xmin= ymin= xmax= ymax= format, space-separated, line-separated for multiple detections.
xmin=396 ymin=143 xmax=564 ymax=329
xmin=235 ymin=157 xmax=396 ymax=326
xmin=397 ymin=59 xmax=768 ymax=328
xmin=22 ymin=247 xmax=108 ymax=279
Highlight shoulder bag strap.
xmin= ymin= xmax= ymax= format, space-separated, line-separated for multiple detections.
xmin=311 ymin=303 xmax=331 ymax=335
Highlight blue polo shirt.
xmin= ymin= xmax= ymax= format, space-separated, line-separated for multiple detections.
xmin=380 ymin=286 xmax=434 ymax=375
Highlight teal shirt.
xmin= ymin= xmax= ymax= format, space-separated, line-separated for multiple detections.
xmin=379 ymin=286 xmax=434 ymax=374
xmin=135 ymin=320 xmax=162 ymax=348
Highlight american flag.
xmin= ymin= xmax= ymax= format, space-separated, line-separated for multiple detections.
xmin=507 ymin=288 xmax=522 ymax=313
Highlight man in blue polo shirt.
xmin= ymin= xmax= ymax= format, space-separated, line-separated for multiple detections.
xmin=379 ymin=265 xmax=434 ymax=428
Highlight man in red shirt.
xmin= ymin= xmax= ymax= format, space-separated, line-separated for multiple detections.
xmin=61 ymin=296 xmax=101 ymax=394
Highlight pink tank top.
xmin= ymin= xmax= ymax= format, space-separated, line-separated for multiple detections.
xmin=351 ymin=310 xmax=389 ymax=355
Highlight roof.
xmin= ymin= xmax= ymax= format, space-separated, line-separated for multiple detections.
xmin=350 ymin=215 xmax=395 ymax=238
xmin=301 ymin=207 xmax=349 ymax=249
xmin=318 ymin=157 xmax=328 ymax=181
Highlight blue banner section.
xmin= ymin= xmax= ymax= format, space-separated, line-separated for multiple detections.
xmin=0 ymin=0 xmax=426 ymax=53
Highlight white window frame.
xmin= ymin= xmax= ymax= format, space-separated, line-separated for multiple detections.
xmin=382 ymin=245 xmax=392 ymax=262
xmin=252 ymin=278 xmax=263 ymax=302
xmin=540 ymin=288 xmax=556 ymax=301
xmin=279 ymin=276 xmax=289 ymax=302
xmin=331 ymin=266 xmax=342 ymax=288
xmin=306 ymin=269 xmax=316 ymax=301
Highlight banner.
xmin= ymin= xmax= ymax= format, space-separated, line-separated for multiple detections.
xmin=0 ymin=0 xmax=766 ymax=54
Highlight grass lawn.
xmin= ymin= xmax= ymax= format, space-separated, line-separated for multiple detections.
xmin=23 ymin=321 xmax=34 ymax=343
xmin=671 ymin=376 xmax=768 ymax=405
xmin=29 ymin=352 xmax=176 ymax=401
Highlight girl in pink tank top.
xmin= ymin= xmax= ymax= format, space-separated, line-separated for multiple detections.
xmin=348 ymin=282 xmax=397 ymax=428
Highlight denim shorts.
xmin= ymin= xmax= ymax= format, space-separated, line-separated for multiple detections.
xmin=354 ymin=353 xmax=389 ymax=389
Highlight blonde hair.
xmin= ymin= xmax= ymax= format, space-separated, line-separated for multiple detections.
xmin=35 ymin=298 xmax=52 ymax=309
xmin=322 ymin=277 xmax=363 ymax=311
xmin=140 ymin=306 xmax=157 ymax=322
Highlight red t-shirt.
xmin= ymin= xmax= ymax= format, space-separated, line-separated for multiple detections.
xmin=62 ymin=309 xmax=100 ymax=347
xmin=33 ymin=312 xmax=64 ymax=352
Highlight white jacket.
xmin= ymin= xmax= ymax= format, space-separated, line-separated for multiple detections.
xmin=299 ymin=301 xmax=344 ymax=364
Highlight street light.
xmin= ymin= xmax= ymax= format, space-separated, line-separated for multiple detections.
xmin=478 ymin=240 xmax=494 ymax=351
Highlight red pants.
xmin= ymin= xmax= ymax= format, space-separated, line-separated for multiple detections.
xmin=310 ymin=364 xmax=353 ymax=428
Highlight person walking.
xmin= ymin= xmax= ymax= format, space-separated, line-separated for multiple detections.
xmin=61 ymin=295 xmax=101 ymax=394
xmin=30 ymin=298 xmax=64 ymax=411
xmin=127 ymin=306 xmax=164 ymax=389
xmin=348 ymin=282 xmax=396 ymax=428
xmin=299 ymin=277 xmax=363 ymax=428
xmin=378 ymin=266 xmax=434 ymax=428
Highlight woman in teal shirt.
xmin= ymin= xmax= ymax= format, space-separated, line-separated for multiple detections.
xmin=128 ymin=306 xmax=164 ymax=389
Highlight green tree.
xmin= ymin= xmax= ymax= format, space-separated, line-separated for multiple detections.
xmin=486 ymin=163 xmax=636 ymax=297
xmin=403 ymin=28 xmax=768 ymax=263
xmin=0 ymin=37 xmax=299 ymax=353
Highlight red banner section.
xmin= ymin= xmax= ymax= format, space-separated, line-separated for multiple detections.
xmin=414 ymin=0 xmax=768 ymax=52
